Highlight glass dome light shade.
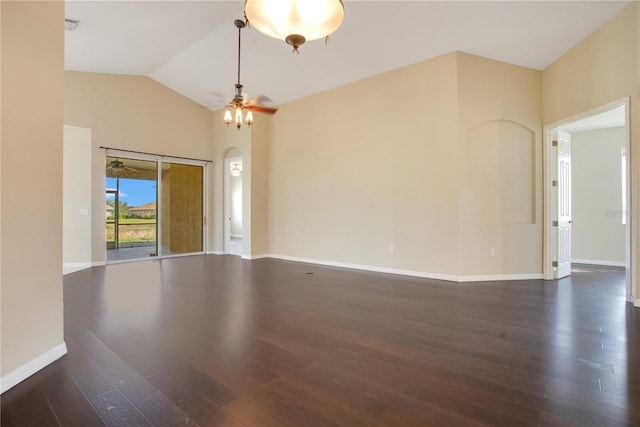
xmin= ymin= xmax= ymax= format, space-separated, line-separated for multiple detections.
xmin=245 ymin=0 xmax=344 ymax=43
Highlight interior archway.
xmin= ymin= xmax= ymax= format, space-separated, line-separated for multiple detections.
xmin=223 ymin=148 xmax=243 ymax=255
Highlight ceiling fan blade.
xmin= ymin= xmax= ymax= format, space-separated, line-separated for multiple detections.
xmin=124 ymin=166 xmax=138 ymax=172
xmin=211 ymin=92 xmax=231 ymax=103
xmin=246 ymin=105 xmax=278 ymax=115
xmin=200 ymin=93 xmax=235 ymax=111
xmin=245 ymin=95 xmax=272 ymax=107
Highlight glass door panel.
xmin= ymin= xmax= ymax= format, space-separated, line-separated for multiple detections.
xmin=160 ymin=163 xmax=203 ymax=256
xmin=106 ymin=157 xmax=158 ymax=261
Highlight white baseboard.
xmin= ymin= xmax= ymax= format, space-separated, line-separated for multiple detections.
xmin=572 ymin=259 xmax=626 ymax=267
xmin=262 ymin=254 xmax=543 ymax=283
xmin=92 ymin=261 xmax=106 ymax=267
xmin=1 ymin=342 xmax=67 ymax=394
xmin=230 ymin=234 xmax=243 ymax=238
xmin=635 ymin=299 xmax=640 ymax=308
xmin=63 ymin=262 xmax=92 ymax=275
xmin=243 ymin=254 xmax=269 ymax=260
xmin=206 ymin=251 xmax=225 ymax=255
xmin=457 ymin=273 xmax=544 ymax=282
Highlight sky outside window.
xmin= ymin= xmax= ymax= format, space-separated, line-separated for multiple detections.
xmin=105 ymin=177 xmax=156 ymax=207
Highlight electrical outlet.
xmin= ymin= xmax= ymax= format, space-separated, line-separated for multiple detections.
xmin=490 ymin=248 xmax=496 ymax=257
xmin=389 ymin=243 xmax=396 ymax=252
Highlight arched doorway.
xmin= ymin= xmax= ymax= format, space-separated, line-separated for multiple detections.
xmin=224 ymin=150 xmax=243 ymax=256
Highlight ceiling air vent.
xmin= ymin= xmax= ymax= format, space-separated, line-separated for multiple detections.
xmin=64 ymin=19 xmax=79 ymax=31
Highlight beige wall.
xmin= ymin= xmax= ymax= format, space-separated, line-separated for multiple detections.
xmin=64 ymin=72 xmax=215 ymax=262
xmin=457 ymin=53 xmax=542 ymax=276
xmin=263 ymin=52 xmax=542 ymax=279
xmin=1 ymin=1 xmax=65 ymax=378
xmin=250 ymin=116 xmax=270 ymax=256
xmin=571 ymin=127 xmax=626 ymax=264
xmin=543 ymin=2 xmax=639 ymax=300
xmin=543 ymin=3 xmax=638 ymax=125
xmin=63 ymin=126 xmax=92 ymax=266
xmin=268 ymin=53 xmax=462 ymax=275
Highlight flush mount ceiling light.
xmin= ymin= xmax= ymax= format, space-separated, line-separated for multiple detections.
xmin=244 ymin=0 xmax=344 ymax=53
xmin=223 ymin=19 xmax=278 ymax=129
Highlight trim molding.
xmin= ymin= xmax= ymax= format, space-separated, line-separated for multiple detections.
xmin=263 ymin=254 xmax=441 ymax=282
xmin=63 ymin=262 xmax=92 ymax=275
xmin=572 ymin=259 xmax=626 ymax=267
xmin=206 ymin=251 xmax=225 ymax=255
xmin=457 ymin=273 xmax=544 ymax=282
xmin=92 ymin=261 xmax=106 ymax=267
xmin=243 ymin=254 xmax=269 ymax=260
xmin=64 ymin=262 xmax=91 ymax=268
xmin=635 ymin=299 xmax=640 ymax=308
xmin=261 ymin=254 xmax=543 ymax=283
xmin=1 ymin=342 xmax=67 ymax=394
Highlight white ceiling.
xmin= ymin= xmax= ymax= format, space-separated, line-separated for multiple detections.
xmin=64 ymin=1 xmax=631 ymax=110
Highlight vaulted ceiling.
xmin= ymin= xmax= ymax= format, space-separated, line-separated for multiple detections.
xmin=65 ymin=1 xmax=631 ymax=110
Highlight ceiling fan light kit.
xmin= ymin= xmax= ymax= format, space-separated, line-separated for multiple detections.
xmin=223 ymin=103 xmax=254 ymax=128
xmin=245 ymin=0 xmax=344 ymax=53
xmin=224 ymin=19 xmax=271 ymax=130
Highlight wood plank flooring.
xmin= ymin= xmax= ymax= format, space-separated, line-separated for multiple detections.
xmin=2 ymin=256 xmax=639 ymax=426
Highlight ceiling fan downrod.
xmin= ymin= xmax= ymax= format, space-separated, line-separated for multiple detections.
xmin=224 ymin=19 xmax=253 ymax=129
xmin=235 ymin=19 xmax=245 ymax=87
xmin=223 ymin=18 xmax=278 ymax=129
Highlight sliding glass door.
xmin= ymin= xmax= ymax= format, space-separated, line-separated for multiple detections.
xmin=106 ymin=154 xmax=204 ymax=262
xmin=106 ymin=157 xmax=158 ymax=261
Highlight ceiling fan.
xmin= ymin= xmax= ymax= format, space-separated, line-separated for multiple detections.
xmin=107 ymin=158 xmax=137 ymax=173
xmin=223 ymin=19 xmax=278 ymax=129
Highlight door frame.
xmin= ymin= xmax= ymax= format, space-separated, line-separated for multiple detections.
xmin=542 ymin=98 xmax=634 ymax=304
xmin=555 ymin=129 xmax=572 ymax=279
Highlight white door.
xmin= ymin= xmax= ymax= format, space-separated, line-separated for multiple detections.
xmin=556 ymin=130 xmax=572 ymax=278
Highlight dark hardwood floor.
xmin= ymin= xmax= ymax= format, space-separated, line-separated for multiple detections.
xmin=2 ymin=256 xmax=639 ymax=426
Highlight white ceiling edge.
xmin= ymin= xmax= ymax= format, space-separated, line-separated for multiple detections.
xmin=64 ymin=1 xmax=242 ymax=76
xmin=65 ymin=1 xmax=633 ymax=110
xmin=149 ymin=1 xmax=632 ymax=109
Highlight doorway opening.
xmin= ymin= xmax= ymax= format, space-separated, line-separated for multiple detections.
xmin=225 ymin=156 xmax=243 ymax=256
xmin=106 ymin=153 xmax=206 ymax=263
xmin=543 ymin=99 xmax=633 ymax=303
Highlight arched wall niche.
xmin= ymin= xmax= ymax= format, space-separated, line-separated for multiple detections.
xmin=466 ymin=119 xmax=535 ymax=224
